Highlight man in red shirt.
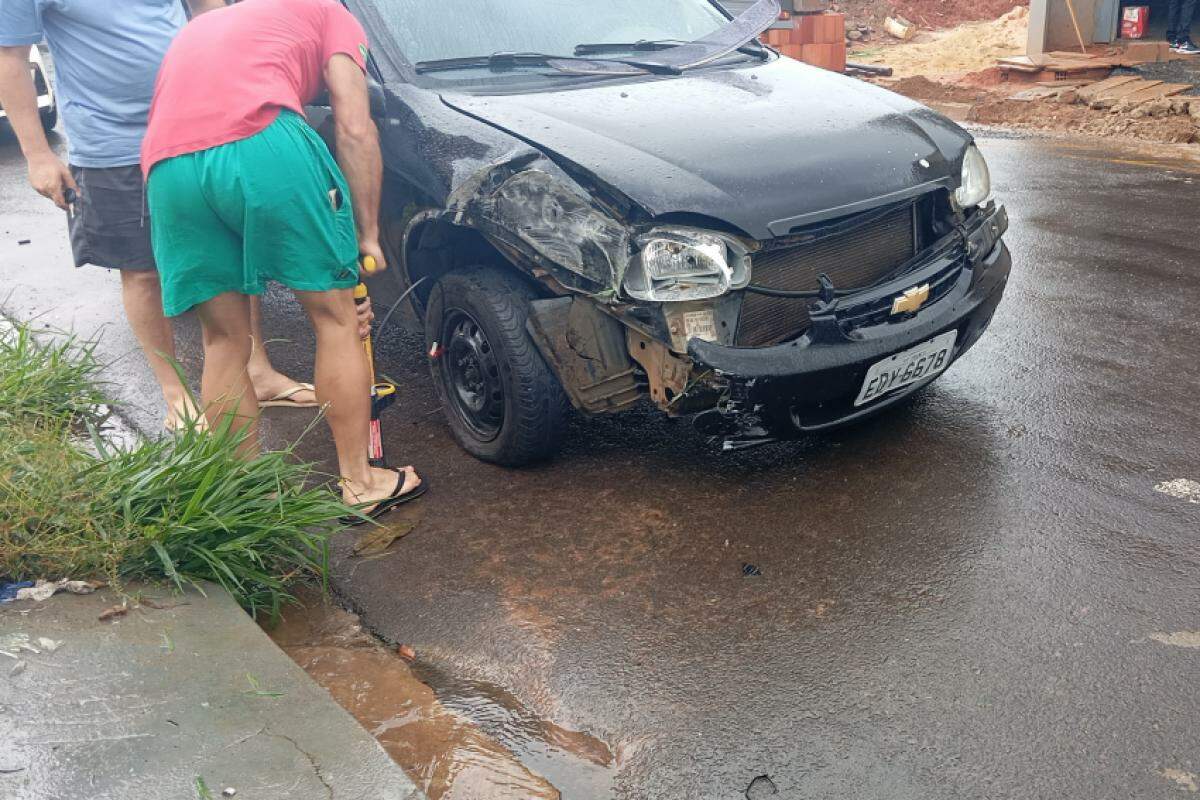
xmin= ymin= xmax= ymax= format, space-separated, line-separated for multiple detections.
xmin=145 ymin=0 xmax=423 ymax=517
xmin=0 ymin=0 xmax=324 ymax=432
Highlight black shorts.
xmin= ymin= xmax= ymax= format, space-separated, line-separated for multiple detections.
xmin=69 ymin=164 xmax=156 ymax=272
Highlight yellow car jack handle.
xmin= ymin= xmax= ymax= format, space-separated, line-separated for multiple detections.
xmin=356 ymin=256 xmax=398 ymax=468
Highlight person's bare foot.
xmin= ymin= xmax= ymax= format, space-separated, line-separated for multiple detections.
xmin=163 ymin=391 xmax=205 ymax=433
xmin=250 ymin=369 xmax=318 ymax=407
xmin=342 ymin=466 xmax=422 ymax=510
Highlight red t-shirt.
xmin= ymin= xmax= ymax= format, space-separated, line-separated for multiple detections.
xmin=142 ymin=0 xmax=368 ymax=177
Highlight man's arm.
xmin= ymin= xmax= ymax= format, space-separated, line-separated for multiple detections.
xmin=324 ymin=53 xmax=385 ymax=271
xmin=0 ymin=46 xmax=75 ymax=209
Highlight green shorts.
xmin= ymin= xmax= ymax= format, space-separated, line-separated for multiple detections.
xmin=147 ymin=110 xmax=360 ymax=317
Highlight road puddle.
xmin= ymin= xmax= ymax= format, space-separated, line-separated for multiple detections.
xmin=408 ymin=661 xmax=617 ymax=799
xmin=266 ymin=591 xmax=615 ymax=799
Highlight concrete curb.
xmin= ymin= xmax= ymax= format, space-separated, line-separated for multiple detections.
xmin=0 ymin=584 xmax=426 ymax=800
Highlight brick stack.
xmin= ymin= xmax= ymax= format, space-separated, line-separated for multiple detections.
xmin=761 ymin=11 xmax=847 ymax=73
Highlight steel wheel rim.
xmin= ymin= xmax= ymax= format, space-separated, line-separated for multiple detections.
xmin=441 ymin=308 xmax=504 ymax=441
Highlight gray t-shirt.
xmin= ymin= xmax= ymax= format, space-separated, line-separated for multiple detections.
xmin=0 ymin=0 xmax=186 ymax=168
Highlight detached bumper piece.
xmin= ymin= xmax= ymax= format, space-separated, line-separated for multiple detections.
xmin=690 ymin=203 xmax=1011 ymax=448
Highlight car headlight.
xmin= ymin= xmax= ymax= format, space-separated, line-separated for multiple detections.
xmin=954 ymin=145 xmax=991 ymax=210
xmin=624 ymin=229 xmax=750 ymax=302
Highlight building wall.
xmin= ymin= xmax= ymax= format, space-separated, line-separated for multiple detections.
xmin=1028 ymin=0 xmax=1120 ymax=56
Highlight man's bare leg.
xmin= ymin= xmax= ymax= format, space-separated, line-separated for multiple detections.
xmin=293 ymin=287 xmax=419 ymax=507
xmin=247 ymin=295 xmax=318 ymax=405
xmin=195 ymin=292 xmax=260 ymax=455
xmin=119 ymin=269 xmax=196 ymax=428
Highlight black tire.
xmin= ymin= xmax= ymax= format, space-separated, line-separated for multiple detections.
xmin=425 ymin=266 xmax=567 ymax=466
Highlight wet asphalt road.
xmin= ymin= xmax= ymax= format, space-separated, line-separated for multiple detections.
xmin=2 ymin=128 xmax=1199 ymax=799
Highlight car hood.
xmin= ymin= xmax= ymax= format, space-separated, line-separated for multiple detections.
xmin=440 ymin=58 xmax=972 ymax=241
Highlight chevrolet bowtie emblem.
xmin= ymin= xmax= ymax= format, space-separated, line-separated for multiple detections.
xmin=891 ymin=284 xmax=931 ymax=315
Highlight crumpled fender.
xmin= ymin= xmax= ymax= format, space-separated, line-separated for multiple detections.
xmin=444 ymin=154 xmax=631 ymax=296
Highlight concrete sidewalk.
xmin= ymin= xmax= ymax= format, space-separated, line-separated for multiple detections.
xmin=0 ymin=584 xmax=424 ymax=800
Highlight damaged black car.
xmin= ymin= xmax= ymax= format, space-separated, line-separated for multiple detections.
xmin=333 ymin=0 xmax=1011 ymax=465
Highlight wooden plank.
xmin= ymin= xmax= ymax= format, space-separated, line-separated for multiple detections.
xmin=999 ymin=62 xmax=1043 ymax=74
xmin=1011 ymin=86 xmax=1064 ymax=101
xmin=999 ymin=55 xmax=1040 ymax=67
xmin=1035 ymin=79 xmax=1093 ymax=88
xmin=1095 ymin=78 xmax=1162 ymax=101
xmin=1118 ymin=82 xmax=1193 ymax=103
xmin=1044 ymin=53 xmax=1121 ymax=69
xmin=1075 ymin=74 xmax=1141 ymax=101
xmin=1062 ymin=0 xmax=1090 ymax=56
xmin=1040 ymin=60 xmax=1117 ymax=74
xmin=1046 ymin=50 xmax=1101 ymax=61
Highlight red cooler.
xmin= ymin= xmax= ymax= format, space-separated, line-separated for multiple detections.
xmin=1121 ymin=6 xmax=1149 ymax=39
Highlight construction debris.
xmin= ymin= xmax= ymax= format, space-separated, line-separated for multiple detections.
xmin=1078 ymin=77 xmax=1193 ymax=107
xmin=10 ymin=579 xmax=101 ymax=603
xmin=889 ymin=69 xmax=1200 ymax=146
xmin=857 ymin=7 xmax=1029 ymax=78
xmin=846 ymin=0 xmax=1200 ymax=147
xmin=884 ymin=16 xmax=917 ymax=40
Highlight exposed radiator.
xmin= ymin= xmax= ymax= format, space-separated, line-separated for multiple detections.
xmin=736 ymin=203 xmax=917 ymax=347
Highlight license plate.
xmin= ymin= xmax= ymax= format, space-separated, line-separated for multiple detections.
xmin=854 ymin=330 xmax=958 ymax=407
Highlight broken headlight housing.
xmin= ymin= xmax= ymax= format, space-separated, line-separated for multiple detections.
xmin=953 ymin=145 xmax=991 ymax=210
xmin=623 ymin=228 xmax=750 ymax=302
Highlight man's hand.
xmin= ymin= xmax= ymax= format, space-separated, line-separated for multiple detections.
xmin=0 ymin=45 xmax=73 ymax=208
xmin=28 ymin=151 xmax=77 ymax=209
xmin=355 ymin=245 xmax=383 ymax=341
xmin=355 ymin=293 xmax=375 ymax=340
xmin=359 ymin=239 xmax=388 ymax=275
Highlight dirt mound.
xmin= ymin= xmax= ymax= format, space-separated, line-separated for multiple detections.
xmin=883 ymin=72 xmax=1200 ymax=147
xmin=834 ymin=0 xmax=901 ymax=32
xmin=836 ymin=0 xmax=1030 ymax=31
xmin=967 ymin=98 xmax=1198 ymax=144
xmin=888 ymin=75 xmax=985 ymax=103
xmin=855 ymin=7 xmax=1029 ymax=78
xmin=889 ymin=0 xmax=1030 ymax=28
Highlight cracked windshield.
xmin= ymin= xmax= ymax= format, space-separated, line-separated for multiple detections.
xmin=368 ymin=0 xmax=729 ymax=63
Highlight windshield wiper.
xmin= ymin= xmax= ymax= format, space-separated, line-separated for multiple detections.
xmin=415 ymin=51 xmax=682 ymax=76
xmin=575 ymin=0 xmax=783 ymax=73
xmin=574 ymin=38 xmax=769 ymax=60
xmin=575 ymin=39 xmax=687 ymax=55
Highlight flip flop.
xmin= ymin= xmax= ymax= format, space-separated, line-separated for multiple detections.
xmin=258 ymin=383 xmax=319 ymax=409
xmin=340 ymin=468 xmax=428 ymax=527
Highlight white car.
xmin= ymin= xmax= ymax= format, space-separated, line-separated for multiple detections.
xmin=0 ymin=46 xmax=57 ymax=133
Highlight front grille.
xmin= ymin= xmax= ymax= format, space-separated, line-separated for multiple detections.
xmin=835 ymin=250 xmax=965 ymax=330
xmin=736 ymin=203 xmax=917 ymax=347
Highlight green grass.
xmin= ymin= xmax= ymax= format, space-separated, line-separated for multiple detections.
xmin=0 ymin=318 xmax=351 ymax=618
xmin=0 ymin=320 xmax=107 ymax=427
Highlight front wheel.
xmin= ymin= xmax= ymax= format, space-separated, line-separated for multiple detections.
xmin=425 ymin=267 xmax=567 ymax=466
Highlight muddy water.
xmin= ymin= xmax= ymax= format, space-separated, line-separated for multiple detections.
xmin=267 ymin=591 xmax=615 ymax=799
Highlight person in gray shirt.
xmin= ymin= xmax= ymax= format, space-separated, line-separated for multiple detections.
xmin=0 ymin=0 xmax=354 ymax=430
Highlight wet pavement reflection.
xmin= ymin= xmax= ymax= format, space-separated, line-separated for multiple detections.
xmin=3 ymin=129 xmax=1199 ymax=799
xmin=268 ymin=590 xmax=614 ymax=799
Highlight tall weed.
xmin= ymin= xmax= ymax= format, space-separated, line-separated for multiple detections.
xmin=0 ymin=321 xmax=107 ymax=426
xmin=0 ymin=318 xmax=349 ymax=618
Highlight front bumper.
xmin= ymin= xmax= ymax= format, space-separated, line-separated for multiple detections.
xmin=688 ymin=204 xmax=1011 ymax=441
